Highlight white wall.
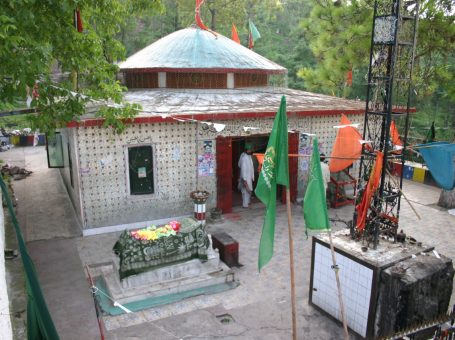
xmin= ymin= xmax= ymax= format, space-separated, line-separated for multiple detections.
xmin=72 ymin=113 xmax=364 ymax=231
xmin=0 ymin=191 xmax=13 ymax=339
xmin=59 ymin=128 xmax=84 ymax=227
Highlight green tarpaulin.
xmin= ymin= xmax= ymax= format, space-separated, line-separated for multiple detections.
xmin=0 ymin=176 xmax=59 ymax=340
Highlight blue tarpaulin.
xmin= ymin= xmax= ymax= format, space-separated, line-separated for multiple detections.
xmin=418 ymin=142 xmax=455 ymax=190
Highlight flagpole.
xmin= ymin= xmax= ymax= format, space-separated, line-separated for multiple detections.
xmin=285 ymin=189 xmax=297 ymax=340
xmin=328 ymin=231 xmax=349 ymax=340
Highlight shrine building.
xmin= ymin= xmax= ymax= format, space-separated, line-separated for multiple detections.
xmin=54 ymin=26 xmax=364 ymax=235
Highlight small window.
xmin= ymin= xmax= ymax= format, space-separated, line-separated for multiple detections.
xmin=128 ymin=145 xmax=154 ymax=195
xmin=46 ymin=133 xmax=64 ymax=168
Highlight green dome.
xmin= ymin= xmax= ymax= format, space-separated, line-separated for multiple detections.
xmin=119 ymin=27 xmax=287 ymax=74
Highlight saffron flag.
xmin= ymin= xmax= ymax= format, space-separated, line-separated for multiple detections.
xmin=195 ymin=0 xmax=209 ymax=30
xmin=248 ymin=20 xmax=261 ymax=49
xmin=390 ymin=120 xmax=402 ymax=147
xmin=355 ymin=151 xmax=384 ymax=231
xmin=304 ymin=137 xmax=331 ymax=233
xmin=74 ymin=9 xmax=83 ymax=32
xmin=346 ymin=69 xmax=353 ymax=87
xmin=231 ymin=24 xmax=241 ymax=44
xmin=255 ymin=96 xmax=289 ymax=271
xmin=329 ymin=114 xmax=362 ymax=173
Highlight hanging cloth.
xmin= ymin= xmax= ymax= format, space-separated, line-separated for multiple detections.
xmin=390 ymin=120 xmax=402 ymax=146
xmin=355 ymin=151 xmax=384 ymax=232
xmin=417 ymin=142 xmax=455 ymax=190
xmin=329 ymin=114 xmax=363 ymax=173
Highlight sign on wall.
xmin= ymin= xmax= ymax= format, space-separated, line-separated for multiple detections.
xmin=198 ymin=140 xmax=214 ymax=177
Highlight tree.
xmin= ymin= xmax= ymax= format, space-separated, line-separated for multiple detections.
xmin=298 ymin=0 xmax=455 ymax=102
xmin=0 ymin=0 xmax=163 ymax=134
xmin=298 ymin=0 xmax=372 ymax=98
xmin=439 ymin=189 xmax=455 ymax=209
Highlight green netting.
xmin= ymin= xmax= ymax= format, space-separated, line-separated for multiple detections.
xmin=0 ymin=176 xmax=60 ymax=340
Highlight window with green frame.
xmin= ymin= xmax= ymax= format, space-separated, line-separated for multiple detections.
xmin=128 ymin=145 xmax=154 ymax=195
xmin=46 ymin=133 xmax=64 ymax=168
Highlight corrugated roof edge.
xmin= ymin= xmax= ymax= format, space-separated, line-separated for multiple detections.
xmin=66 ymin=109 xmax=366 ymax=128
xmin=120 ymin=67 xmax=288 ymax=75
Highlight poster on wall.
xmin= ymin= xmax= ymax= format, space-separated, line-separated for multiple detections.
xmin=299 ymin=134 xmax=312 ymax=171
xmin=198 ymin=140 xmax=214 ymax=176
xmin=198 ymin=154 xmax=214 ymax=176
xmin=203 ymin=140 xmax=213 ymax=153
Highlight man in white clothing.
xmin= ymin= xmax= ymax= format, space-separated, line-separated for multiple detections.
xmin=320 ymin=153 xmax=331 ymax=197
xmin=238 ymin=143 xmax=255 ymax=208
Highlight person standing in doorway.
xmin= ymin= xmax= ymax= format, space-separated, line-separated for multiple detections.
xmin=320 ymin=153 xmax=331 ymax=197
xmin=238 ymin=143 xmax=255 ymax=208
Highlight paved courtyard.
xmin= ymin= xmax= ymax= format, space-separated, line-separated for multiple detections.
xmin=3 ymin=146 xmax=455 ymax=339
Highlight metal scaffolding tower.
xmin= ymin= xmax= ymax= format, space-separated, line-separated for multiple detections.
xmin=352 ymin=0 xmax=419 ymax=248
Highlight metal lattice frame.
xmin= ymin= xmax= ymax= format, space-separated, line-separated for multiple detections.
xmin=353 ymin=0 xmax=419 ymax=248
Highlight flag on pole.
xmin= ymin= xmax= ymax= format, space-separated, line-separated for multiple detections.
xmin=390 ymin=120 xmax=403 ymax=147
xmin=423 ymin=121 xmax=436 ymax=143
xmin=255 ymin=96 xmax=289 ymax=271
xmin=304 ymin=137 xmax=331 ymax=233
xmin=345 ymin=69 xmax=353 ymax=87
xmin=231 ymin=24 xmax=241 ymax=44
xmin=248 ymin=20 xmax=261 ymax=49
xmin=195 ymin=0 xmax=209 ymax=30
xmin=355 ymin=151 xmax=384 ymax=231
xmin=74 ymin=9 xmax=83 ymax=33
xmin=329 ymin=114 xmax=362 ymax=173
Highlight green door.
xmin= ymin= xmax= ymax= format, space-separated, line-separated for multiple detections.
xmin=128 ymin=146 xmax=154 ymax=195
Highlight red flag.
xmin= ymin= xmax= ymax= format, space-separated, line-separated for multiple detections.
xmin=346 ymin=69 xmax=353 ymax=86
xmin=231 ymin=24 xmax=240 ymax=44
xmin=75 ymin=9 xmax=83 ymax=33
xmin=355 ymin=151 xmax=384 ymax=232
xmin=248 ymin=32 xmax=253 ymax=49
xmin=390 ymin=120 xmax=402 ymax=146
xmin=195 ymin=0 xmax=209 ymax=30
xmin=329 ymin=114 xmax=362 ymax=173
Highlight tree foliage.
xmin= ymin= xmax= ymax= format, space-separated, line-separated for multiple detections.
xmin=0 ymin=0 xmax=162 ymax=133
xmin=299 ymin=0 xmax=454 ymax=100
xmin=1 ymin=0 xmax=452 ymax=138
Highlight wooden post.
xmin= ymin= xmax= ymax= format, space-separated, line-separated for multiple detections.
xmin=285 ymin=189 xmax=297 ymax=340
xmin=328 ymin=231 xmax=349 ymax=340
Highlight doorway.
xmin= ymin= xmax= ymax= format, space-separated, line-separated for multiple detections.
xmin=216 ymin=133 xmax=298 ymax=214
xmin=231 ymin=136 xmax=269 ymax=208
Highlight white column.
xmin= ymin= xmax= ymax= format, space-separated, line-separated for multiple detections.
xmin=158 ymin=72 xmax=166 ymax=88
xmin=227 ymin=73 xmax=234 ymax=89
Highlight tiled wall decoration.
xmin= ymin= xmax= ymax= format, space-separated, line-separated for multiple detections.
xmin=76 ymin=123 xmax=197 ymax=228
xmin=312 ymin=242 xmax=373 ymax=338
xmin=67 ymin=112 xmax=364 ymax=230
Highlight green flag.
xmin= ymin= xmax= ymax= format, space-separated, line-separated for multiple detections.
xmin=303 ymin=138 xmax=331 ymax=233
xmin=248 ymin=20 xmax=261 ymax=48
xmin=255 ymin=96 xmax=289 ymax=271
xmin=423 ymin=121 xmax=436 ymax=143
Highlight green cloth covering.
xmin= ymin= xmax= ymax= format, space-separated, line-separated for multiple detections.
xmin=255 ymin=96 xmax=289 ymax=271
xmin=0 ymin=176 xmax=60 ymax=339
xmin=113 ymin=218 xmax=210 ymax=280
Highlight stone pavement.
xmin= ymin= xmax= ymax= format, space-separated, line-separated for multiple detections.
xmin=3 ymin=146 xmax=455 ymax=339
xmin=2 ymin=146 xmax=100 ymax=340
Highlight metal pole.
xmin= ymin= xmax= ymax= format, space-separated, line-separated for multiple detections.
xmin=328 ymin=232 xmax=350 ymax=340
xmin=285 ymin=189 xmax=297 ymax=340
